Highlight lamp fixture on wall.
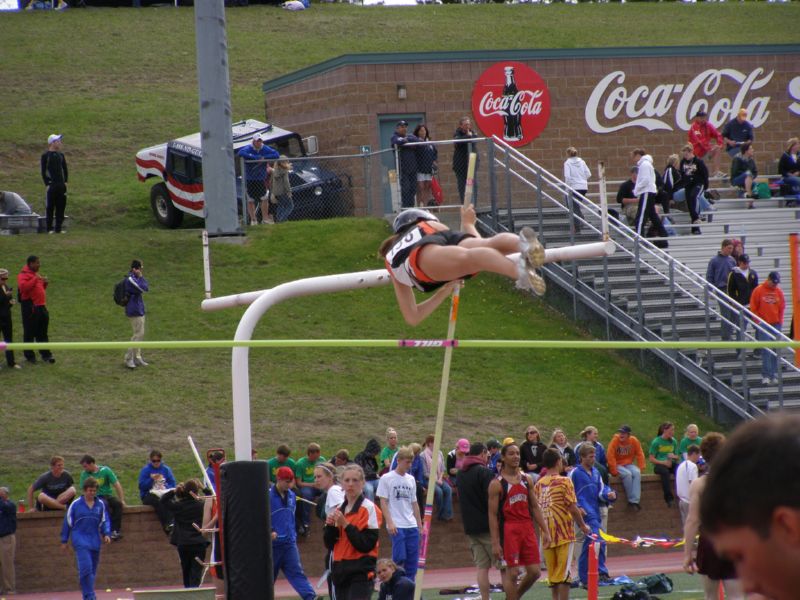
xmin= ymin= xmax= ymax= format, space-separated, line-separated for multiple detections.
xmin=397 ymin=84 xmax=407 ymax=100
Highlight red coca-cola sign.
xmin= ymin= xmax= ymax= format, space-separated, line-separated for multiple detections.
xmin=471 ymin=61 xmax=551 ymax=148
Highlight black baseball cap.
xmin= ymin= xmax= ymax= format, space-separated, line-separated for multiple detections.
xmin=396 ymin=120 xmax=409 ymax=127
xmin=768 ymin=271 xmax=781 ymax=284
xmin=694 ymin=110 xmax=707 ymax=118
xmin=739 ymin=254 xmax=750 ymax=264
xmin=618 ymin=425 xmax=632 ymax=434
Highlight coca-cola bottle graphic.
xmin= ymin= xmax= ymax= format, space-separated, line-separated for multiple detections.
xmin=502 ymin=66 xmax=523 ymax=142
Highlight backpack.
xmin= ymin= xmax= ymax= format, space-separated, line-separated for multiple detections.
xmin=113 ymin=278 xmax=130 ymax=307
xmin=612 ymin=587 xmax=651 ymax=600
xmin=637 ymin=573 xmax=673 ymax=594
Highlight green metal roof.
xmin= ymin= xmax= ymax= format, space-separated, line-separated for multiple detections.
xmin=261 ymin=45 xmax=800 ymax=93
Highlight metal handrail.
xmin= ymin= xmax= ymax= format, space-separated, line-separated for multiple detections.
xmin=486 ymin=139 xmax=794 ymax=415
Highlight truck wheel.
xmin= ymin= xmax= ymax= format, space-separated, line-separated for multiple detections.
xmin=150 ymin=183 xmax=183 ymax=228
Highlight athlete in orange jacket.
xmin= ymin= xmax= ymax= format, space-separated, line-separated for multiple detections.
xmin=324 ymin=464 xmax=383 ymax=600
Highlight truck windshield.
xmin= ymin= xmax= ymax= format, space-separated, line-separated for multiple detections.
xmin=268 ymin=135 xmax=305 ymax=158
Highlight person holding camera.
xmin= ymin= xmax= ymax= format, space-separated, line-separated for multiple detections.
xmin=0 ymin=269 xmax=20 ymax=370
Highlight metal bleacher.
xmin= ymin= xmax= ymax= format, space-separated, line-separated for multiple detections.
xmin=477 ymin=138 xmax=800 ymax=421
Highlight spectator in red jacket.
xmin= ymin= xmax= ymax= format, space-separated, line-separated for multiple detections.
xmin=688 ymin=111 xmax=724 ymax=179
xmin=17 ymin=255 xmax=54 ymax=364
xmin=750 ymin=271 xmax=786 ymax=385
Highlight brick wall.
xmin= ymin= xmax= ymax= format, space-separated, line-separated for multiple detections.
xmin=15 ymin=475 xmax=680 ymax=594
xmin=262 ymin=49 xmax=800 ymax=214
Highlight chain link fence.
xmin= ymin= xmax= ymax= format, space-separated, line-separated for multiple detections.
xmin=239 ymin=138 xmax=506 ymax=226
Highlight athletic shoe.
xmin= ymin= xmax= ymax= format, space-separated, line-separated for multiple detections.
xmin=126 ymin=359 xmax=136 ymax=370
xmin=518 ymin=226 xmax=545 ymax=268
xmin=110 ymin=531 xmax=122 ymax=541
xmin=771 ymin=377 xmax=779 ymax=385
xmin=135 ymin=357 xmax=149 ymax=366
xmin=44 ymin=357 xmax=55 ymax=364
xmin=11 ymin=364 xmax=22 ymax=370
xmin=761 ymin=377 xmax=771 ymax=385
xmin=515 ymin=258 xmax=546 ymax=296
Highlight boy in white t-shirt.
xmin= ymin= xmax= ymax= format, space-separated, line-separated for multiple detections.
xmin=377 ymin=446 xmax=422 ymax=581
xmin=675 ymin=445 xmax=700 ymax=526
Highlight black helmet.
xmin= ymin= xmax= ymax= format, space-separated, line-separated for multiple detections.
xmin=392 ymin=209 xmax=439 ymax=234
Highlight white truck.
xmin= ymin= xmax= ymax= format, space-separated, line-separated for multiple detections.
xmin=135 ymin=119 xmax=350 ymax=228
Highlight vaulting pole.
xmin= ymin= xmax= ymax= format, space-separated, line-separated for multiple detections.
xmin=414 ymin=286 xmax=460 ymax=600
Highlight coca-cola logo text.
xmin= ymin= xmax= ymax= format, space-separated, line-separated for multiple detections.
xmin=585 ymin=68 xmax=774 ymax=133
xmin=472 ymin=62 xmax=551 ymax=147
xmin=478 ymin=90 xmax=545 ymax=119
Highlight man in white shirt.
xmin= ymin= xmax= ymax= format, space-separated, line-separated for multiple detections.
xmin=675 ymin=445 xmax=700 ymax=526
xmin=377 ymin=446 xmax=422 ymax=581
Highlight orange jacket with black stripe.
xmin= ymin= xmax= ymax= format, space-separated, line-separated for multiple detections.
xmin=323 ymin=495 xmax=383 ymax=586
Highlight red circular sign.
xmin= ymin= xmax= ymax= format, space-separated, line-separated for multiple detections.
xmin=471 ymin=61 xmax=551 ymax=148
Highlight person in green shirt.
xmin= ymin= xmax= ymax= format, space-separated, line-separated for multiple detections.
xmin=79 ymin=454 xmax=126 ymax=540
xmin=267 ymin=444 xmax=296 ymax=483
xmin=648 ymin=423 xmax=680 ymax=508
xmin=379 ymin=427 xmax=399 ymax=472
xmin=294 ymin=443 xmax=326 ymax=535
xmin=678 ymin=424 xmax=703 ymax=462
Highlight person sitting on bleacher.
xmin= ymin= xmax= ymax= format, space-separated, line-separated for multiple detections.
xmin=0 ymin=192 xmax=33 ymax=216
xmin=777 ymin=137 xmax=800 ymax=206
xmin=616 ymin=166 xmax=639 ymax=226
xmin=722 ymin=108 xmax=755 ymax=160
xmin=730 ymin=142 xmax=758 ymax=209
xmin=679 ymin=145 xmax=709 ymax=235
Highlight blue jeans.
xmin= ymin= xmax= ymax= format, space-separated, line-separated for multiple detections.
xmin=363 ymin=479 xmax=379 ymax=501
xmin=757 ymin=324 xmax=780 ymax=379
xmin=273 ymin=542 xmax=315 ymax=600
xmin=390 ymin=527 xmax=420 ymax=581
xmin=275 ymin=194 xmax=294 ymax=222
xmin=731 ymin=171 xmax=751 ymax=188
xmin=616 ymin=464 xmax=641 ymax=504
xmin=297 ymin=486 xmax=321 ymax=527
xmin=578 ymin=519 xmax=608 ymax=585
xmin=74 ymin=546 xmax=100 ymax=600
xmin=433 ymin=482 xmax=453 ymax=520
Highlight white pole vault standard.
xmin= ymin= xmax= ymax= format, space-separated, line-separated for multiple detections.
xmin=415 ymin=286 xmax=460 ymax=600
xmin=214 ymin=269 xmax=392 ymax=461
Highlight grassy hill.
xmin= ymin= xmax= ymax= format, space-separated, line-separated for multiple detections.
xmin=1 ymin=3 xmax=794 ymax=501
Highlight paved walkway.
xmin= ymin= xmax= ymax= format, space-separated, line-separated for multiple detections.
xmin=7 ymin=552 xmax=683 ymax=599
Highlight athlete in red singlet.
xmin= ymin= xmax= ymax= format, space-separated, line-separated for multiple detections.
xmin=488 ymin=444 xmax=551 ymax=600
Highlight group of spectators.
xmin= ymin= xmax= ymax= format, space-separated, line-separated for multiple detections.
xmin=235 ymin=132 xmax=298 ymax=226
xmin=0 ymin=255 xmax=150 ymax=373
xmin=3 ymin=415 xmax=798 ymax=600
xmin=610 ymin=110 xmax=800 ymax=245
xmin=705 ymin=237 xmax=786 ymax=384
xmin=391 ymin=116 xmax=478 ymax=209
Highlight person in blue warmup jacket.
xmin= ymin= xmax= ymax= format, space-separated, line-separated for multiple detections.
xmin=271 ymin=467 xmax=316 ymax=600
xmin=569 ymin=444 xmax=616 ymax=587
xmin=60 ymin=478 xmax=111 ymax=600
